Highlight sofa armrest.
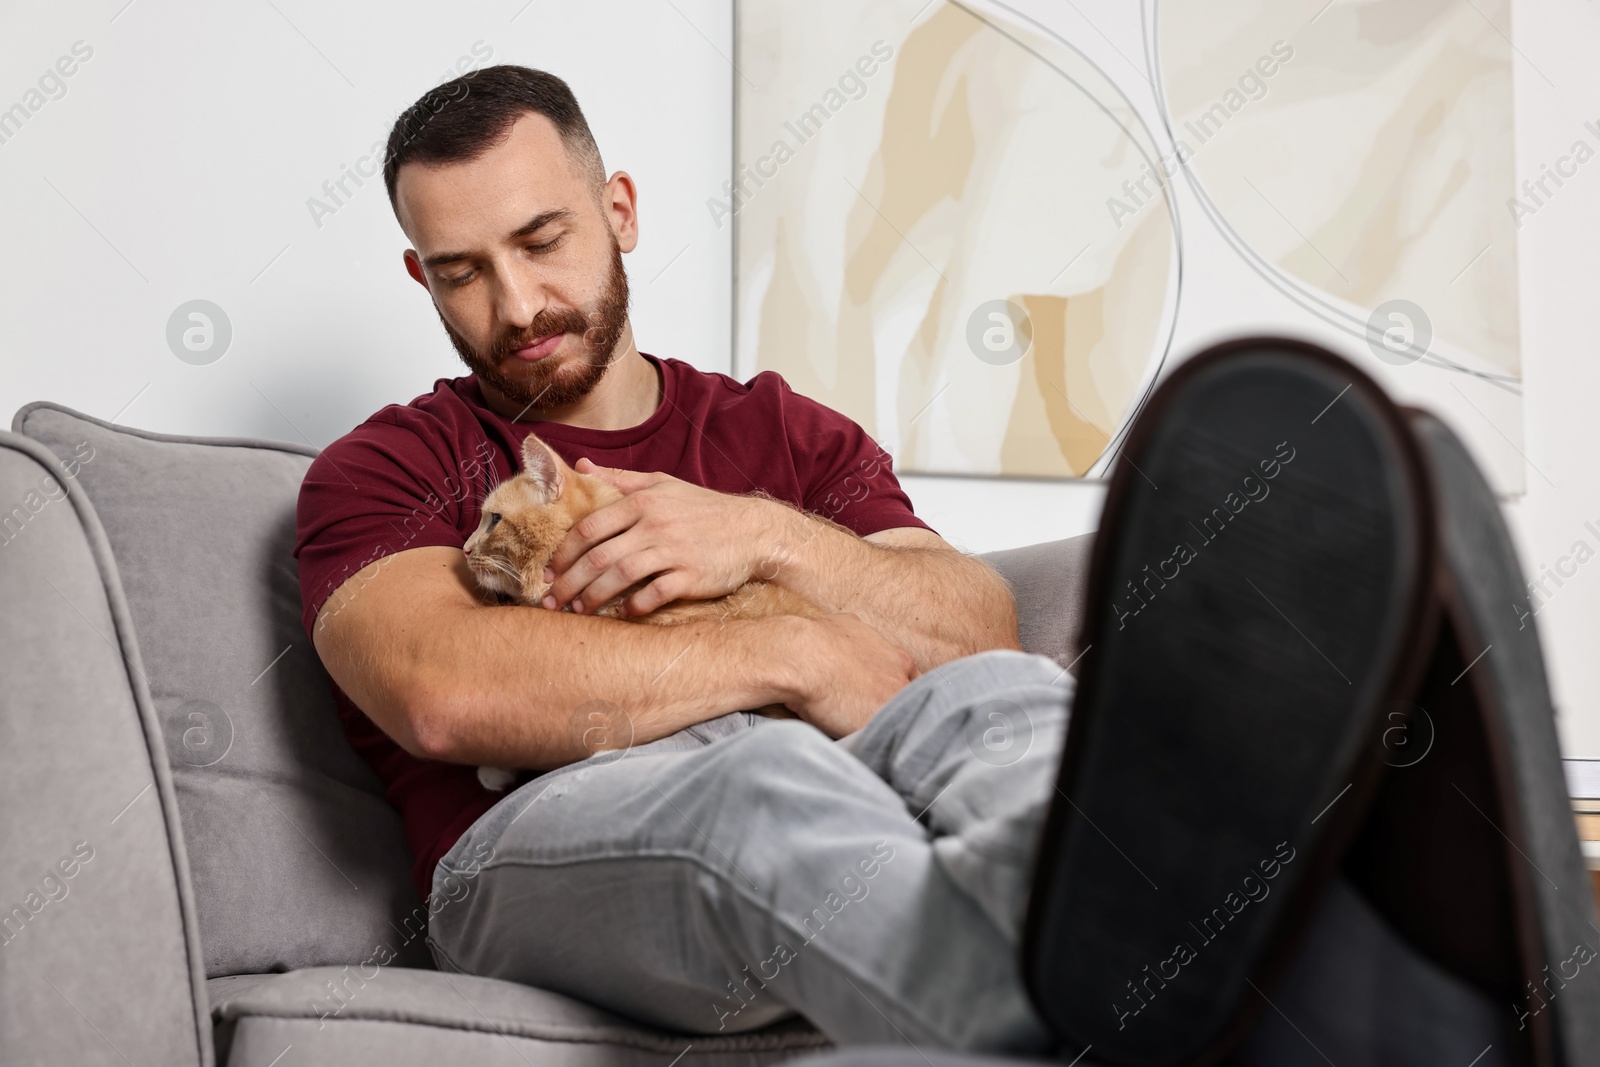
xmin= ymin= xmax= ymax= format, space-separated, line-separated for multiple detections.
xmin=0 ymin=432 xmax=212 ymax=1066
xmin=977 ymin=533 xmax=1096 ymax=676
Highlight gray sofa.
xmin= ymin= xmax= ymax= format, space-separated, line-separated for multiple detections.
xmin=0 ymin=400 xmax=1093 ymax=1067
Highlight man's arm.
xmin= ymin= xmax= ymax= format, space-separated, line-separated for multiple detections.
xmin=542 ymin=461 xmax=1021 ymax=674
xmin=762 ymin=516 xmax=1020 ymax=672
xmin=311 ymin=545 xmax=915 ymax=769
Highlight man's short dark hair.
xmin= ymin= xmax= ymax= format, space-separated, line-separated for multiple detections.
xmin=382 ymin=65 xmax=606 ymax=217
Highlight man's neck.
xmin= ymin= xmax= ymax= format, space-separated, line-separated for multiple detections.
xmin=479 ymin=323 xmax=662 ymax=430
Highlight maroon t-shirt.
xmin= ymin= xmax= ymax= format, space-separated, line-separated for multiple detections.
xmin=293 ymin=353 xmax=934 ymax=900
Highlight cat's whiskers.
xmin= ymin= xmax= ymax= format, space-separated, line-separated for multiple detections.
xmin=481 ymin=554 xmax=525 ymax=586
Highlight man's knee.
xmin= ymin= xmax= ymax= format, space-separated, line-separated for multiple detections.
xmin=856 ymin=650 xmax=1068 ymax=769
xmin=712 ymin=719 xmax=840 ymax=780
xmin=693 ymin=720 xmax=900 ymax=816
xmin=920 ymin=649 xmax=1065 ymax=705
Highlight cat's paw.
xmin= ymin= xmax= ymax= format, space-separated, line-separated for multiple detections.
xmin=477 ymin=766 xmax=517 ymax=792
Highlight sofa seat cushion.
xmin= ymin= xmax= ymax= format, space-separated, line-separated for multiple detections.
xmin=209 ymin=968 xmax=830 ymax=1067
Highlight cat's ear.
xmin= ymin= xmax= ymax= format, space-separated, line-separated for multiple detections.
xmin=519 ymin=433 xmax=564 ymax=502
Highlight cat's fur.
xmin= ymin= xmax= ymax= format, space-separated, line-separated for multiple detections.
xmin=463 ymin=431 xmax=823 ymax=790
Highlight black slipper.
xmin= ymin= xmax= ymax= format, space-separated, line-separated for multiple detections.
xmin=1336 ymin=411 xmax=1600 ymax=1067
xmin=1020 ymin=338 xmax=1440 ymax=1066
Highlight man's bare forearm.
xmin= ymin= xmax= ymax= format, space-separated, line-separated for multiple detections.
xmin=314 ymin=547 xmax=806 ymax=771
xmin=760 ymin=506 xmax=1020 ymax=671
xmin=422 ymin=606 xmax=805 ymax=769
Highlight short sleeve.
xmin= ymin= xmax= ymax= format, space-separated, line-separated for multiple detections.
xmin=777 ymin=378 xmax=936 ymax=538
xmin=292 ymin=418 xmax=494 ymax=637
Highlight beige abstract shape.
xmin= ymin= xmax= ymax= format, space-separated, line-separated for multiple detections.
xmin=736 ymin=0 xmax=1178 ymax=479
xmin=1159 ymin=0 xmax=1520 ymax=378
xmin=1004 ymin=293 xmax=1109 ymax=476
xmin=1000 ymin=202 xmax=1172 ymax=476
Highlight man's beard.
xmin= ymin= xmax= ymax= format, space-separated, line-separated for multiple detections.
xmin=440 ymin=234 xmax=631 ymax=413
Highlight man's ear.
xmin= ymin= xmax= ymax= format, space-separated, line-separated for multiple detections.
xmin=520 ymin=433 xmax=564 ymax=502
xmin=603 ymin=171 xmax=640 ymax=254
xmin=403 ymin=249 xmax=430 ymax=291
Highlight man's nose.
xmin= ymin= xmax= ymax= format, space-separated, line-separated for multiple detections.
xmin=496 ymin=262 xmax=546 ymax=330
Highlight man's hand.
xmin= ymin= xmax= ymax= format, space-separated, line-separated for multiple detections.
xmin=782 ymin=613 xmax=916 ymax=737
xmin=544 ymin=457 xmax=785 ymax=617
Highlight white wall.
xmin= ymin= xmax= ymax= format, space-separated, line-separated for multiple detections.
xmin=1 ymin=0 xmax=1594 ymax=756
xmin=0 ymin=0 xmax=730 ymax=447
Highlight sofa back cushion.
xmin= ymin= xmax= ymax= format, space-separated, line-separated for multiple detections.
xmin=14 ymin=402 xmax=430 ymax=977
xmin=0 ymin=432 xmax=212 ymax=1064
xmin=979 ymin=533 xmax=1094 ymax=672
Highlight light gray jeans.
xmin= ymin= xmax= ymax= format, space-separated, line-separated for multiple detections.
xmin=425 ymin=649 xmax=1073 ymax=1051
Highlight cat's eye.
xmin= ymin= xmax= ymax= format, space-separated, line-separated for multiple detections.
xmin=487 ymin=512 xmax=501 ymax=530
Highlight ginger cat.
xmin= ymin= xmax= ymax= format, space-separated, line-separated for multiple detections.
xmin=463 ymin=431 xmax=822 ymax=790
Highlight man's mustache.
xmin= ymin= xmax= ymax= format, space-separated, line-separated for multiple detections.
xmin=485 ymin=311 xmax=591 ymax=361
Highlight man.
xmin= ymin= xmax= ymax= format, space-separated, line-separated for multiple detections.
xmin=295 ymin=62 xmax=1039 ymax=1040
xmin=297 ymin=66 xmax=1597 ymax=1064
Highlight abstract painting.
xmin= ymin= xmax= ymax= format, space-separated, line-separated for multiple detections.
xmin=733 ymin=0 xmax=1520 ymax=487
